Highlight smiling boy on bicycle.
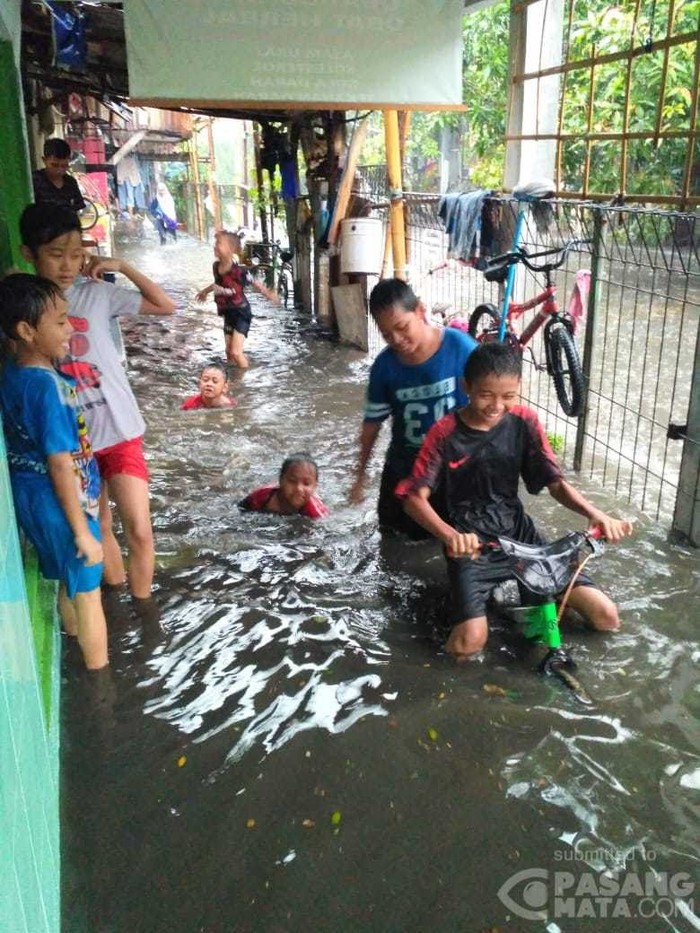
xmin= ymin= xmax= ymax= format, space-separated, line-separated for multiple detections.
xmin=396 ymin=342 xmax=633 ymax=660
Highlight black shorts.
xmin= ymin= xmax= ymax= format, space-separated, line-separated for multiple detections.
xmin=446 ymin=536 xmax=595 ymax=623
xmin=377 ymin=461 xmax=446 ymax=540
xmin=222 ymin=307 xmax=252 ymax=337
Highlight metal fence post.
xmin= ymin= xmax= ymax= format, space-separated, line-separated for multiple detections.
xmin=573 ymin=208 xmax=605 ymax=471
xmin=672 ymin=320 xmax=700 ymax=546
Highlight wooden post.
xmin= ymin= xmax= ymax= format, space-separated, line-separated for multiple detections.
xmin=296 ymin=198 xmax=313 ymax=313
xmin=206 ymin=117 xmax=222 ymax=230
xmin=384 ymin=110 xmax=407 ymax=280
xmin=189 ymin=132 xmax=205 ymax=242
xmin=253 ymin=125 xmax=269 ymax=243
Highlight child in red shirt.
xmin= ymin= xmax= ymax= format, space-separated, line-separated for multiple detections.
xmin=239 ymin=453 xmax=329 ymax=519
xmin=181 ymin=362 xmax=236 ymax=410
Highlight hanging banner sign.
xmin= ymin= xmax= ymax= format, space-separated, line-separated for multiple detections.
xmin=124 ymin=0 xmax=464 ymax=109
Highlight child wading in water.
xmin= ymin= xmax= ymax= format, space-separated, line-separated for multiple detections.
xmin=397 ymin=343 xmax=633 ymax=660
xmin=239 ymin=453 xmax=329 ymax=519
xmin=0 ymin=274 xmax=107 ymax=670
xmin=195 ymin=230 xmax=279 ymax=369
xmin=19 ymin=202 xmax=176 ymax=625
xmin=181 ymin=362 xmax=237 ymax=410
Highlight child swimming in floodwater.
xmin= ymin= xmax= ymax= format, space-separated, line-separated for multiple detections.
xmin=239 ymin=452 xmax=329 ymax=519
xmin=181 ymin=362 xmax=236 ymax=410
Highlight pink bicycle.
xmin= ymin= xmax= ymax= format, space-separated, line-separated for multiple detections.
xmin=468 ymin=239 xmax=590 ymax=417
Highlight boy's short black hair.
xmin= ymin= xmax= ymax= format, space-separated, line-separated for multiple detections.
xmin=279 ymin=451 xmax=319 ymax=481
xmin=200 ymin=361 xmax=228 ymax=378
xmin=0 ymin=273 xmax=63 ymax=340
xmin=369 ymin=278 xmax=419 ymax=320
xmin=463 ymin=341 xmax=522 ymax=383
xmin=43 ymin=138 xmax=72 ymax=160
xmin=20 ymin=202 xmax=82 ymax=253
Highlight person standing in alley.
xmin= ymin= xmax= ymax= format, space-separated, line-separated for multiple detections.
xmin=195 ymin=230 xmax=279 ymax=369
xmin=349 ymin=278 xmax=477 ymax=538
xmin=0 ymin=274 xmax=107 ymax=671
xmin=19 ymin=202 xmax=177 ymax=624
xmin=32 ymin=138 xmax=86 ymax=214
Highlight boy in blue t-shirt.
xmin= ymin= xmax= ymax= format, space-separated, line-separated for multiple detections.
xmin=0 ymin=274 xmax=108 ymax=670
xmin=350 ymin=278 xmax=477 ymax=537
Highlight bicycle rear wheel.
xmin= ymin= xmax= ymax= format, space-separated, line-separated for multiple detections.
xmin=277 ymin=271 xmax=289 ymax=307
xmin=79 ymin=199 xmax=99 ymax=231
xmin=546 ymin=324 xmax=585 ymax=417
xmin=468 ymin=303 xmax=500 ymax=341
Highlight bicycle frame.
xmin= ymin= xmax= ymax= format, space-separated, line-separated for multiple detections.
xmin=498 ymin=206 xmax=527 ymax=341
xmin=489 ymin=528 xmax=604 ymax=704
xmin=503 ymin=283 xmax=560 ymax=349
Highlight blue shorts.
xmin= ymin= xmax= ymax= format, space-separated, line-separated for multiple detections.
xmin=13 ymin=482 xmax=103 ymax=599
xmin=222 ymin=307 xmax=252 ymax=337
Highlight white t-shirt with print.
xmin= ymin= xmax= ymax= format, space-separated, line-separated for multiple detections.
xmin=60 ymin=278 xmax=144 ymax=452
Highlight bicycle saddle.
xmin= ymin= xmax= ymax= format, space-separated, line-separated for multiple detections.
xmin=512 ymin=178 xmax=556 ymax=201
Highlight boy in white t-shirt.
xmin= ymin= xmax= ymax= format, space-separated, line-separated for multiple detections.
xmin=20 ymin=203 xmax=177 ymax=621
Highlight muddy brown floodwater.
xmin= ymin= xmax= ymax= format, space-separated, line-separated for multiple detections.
xmin=62 ymin=230 xmax=700 ymax=933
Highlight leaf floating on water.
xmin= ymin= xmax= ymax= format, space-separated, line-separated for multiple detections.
xmin=483 ymin=683 xmax=519 ymax=699
xmin=302 ymin=819 xmax=315 ymax=829
xmin=330 ymin=810 xmax=342 ymax=826
xmin=177 ymin=755 xmax=187 ymax=768
xmin=427 ymin=727 xmax=439 ymax=742
xmin=483 ymin=683 xmax=508 ymax=697
xmin=246 ymin=818 xmax=256 ymax=829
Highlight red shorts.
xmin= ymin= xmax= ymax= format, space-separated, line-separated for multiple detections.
xmin=94 ymin=436 xmax=149 ymax=483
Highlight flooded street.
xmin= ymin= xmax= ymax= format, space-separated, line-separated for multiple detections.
xmin=62 ymin=231 xmax=699 ymax=933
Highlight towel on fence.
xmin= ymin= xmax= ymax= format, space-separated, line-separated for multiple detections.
xmin=438 ymin=189 xmax=489 ymax=260
xmin=567 ymin=268 xmax=591 ymax=335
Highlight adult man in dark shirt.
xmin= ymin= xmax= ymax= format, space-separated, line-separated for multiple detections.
xmin=32 ymin=138 xmax=86 ymax=213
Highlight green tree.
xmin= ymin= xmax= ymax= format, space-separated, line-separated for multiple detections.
xmin=561 ymin=0 xmax=698 ymax=197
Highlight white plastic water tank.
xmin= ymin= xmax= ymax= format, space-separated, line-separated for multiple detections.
xmin=340 ymin=218 xmax=383 ymax=275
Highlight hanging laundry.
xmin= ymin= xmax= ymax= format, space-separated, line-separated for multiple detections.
xmin=438 ymin=189 xmax=490 ymax=261
xmin=117 ymin=155 xmax=146 ymax=211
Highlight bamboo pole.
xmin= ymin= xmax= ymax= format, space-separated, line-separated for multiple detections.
xmin=189 ymin=131 xmax=205 ymax=242
xmin=326 ymin=114 xmax=369 ymax=246
xmin=384 ymin=109 xmax=407 ymax=280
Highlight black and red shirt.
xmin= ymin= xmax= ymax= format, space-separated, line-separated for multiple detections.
xmin=396 ymin=405 xmax=563 ymax=540
xmin=213 ymin=261 xmax=251 ymax=315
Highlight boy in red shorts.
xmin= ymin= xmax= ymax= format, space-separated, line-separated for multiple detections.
xmin=20 ymin=203 xmax=176 ymax=620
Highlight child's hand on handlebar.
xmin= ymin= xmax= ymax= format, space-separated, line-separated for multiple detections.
xmin=589 ymin=516 xmax=633 ymax=543
xmin=444 ymin=531 xmax=482 ymax=559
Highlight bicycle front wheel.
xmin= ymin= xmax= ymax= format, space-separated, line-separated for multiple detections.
xmin=546 ymin=324 xmax=585 ymax=417
xmin=468 ymin=303 xmax=500 ymax=341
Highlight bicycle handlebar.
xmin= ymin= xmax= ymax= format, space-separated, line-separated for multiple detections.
xmin=484 ymin=238 xmax=591 ymax=279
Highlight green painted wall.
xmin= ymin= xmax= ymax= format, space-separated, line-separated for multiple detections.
xmin=0 ymin=35 xmax=32 ymax=274
xmin=0 ymin=13 xmax=61 ymax=933
xmin=0 ymin=430 xmax=61 ymax=933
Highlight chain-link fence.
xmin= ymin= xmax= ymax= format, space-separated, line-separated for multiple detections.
xmin=403 ymin=195 xmax=698 ymax=523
